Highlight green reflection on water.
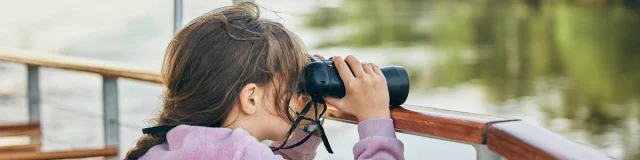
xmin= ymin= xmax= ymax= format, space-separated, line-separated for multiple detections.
xmin=304 ymin=0 xmax=640 ymax=159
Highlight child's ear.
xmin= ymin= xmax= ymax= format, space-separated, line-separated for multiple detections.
xmin=239 ymin=83 xmax=260 ymax=115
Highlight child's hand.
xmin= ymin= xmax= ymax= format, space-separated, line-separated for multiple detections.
xmin=323 ymin=55 xmax=390 ymax=122
xmin=307 ymin=53 xmax=325 ymax=60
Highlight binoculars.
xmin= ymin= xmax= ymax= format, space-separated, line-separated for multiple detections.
xmin=299 ymin=58 xmax=410 ymax=106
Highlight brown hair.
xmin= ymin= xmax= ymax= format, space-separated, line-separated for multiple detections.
xmin=124 ymin=2 xmax=307 ymax=159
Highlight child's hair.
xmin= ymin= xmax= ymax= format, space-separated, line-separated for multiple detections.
xmin=124 ymin=2 xmax=307 ymax=159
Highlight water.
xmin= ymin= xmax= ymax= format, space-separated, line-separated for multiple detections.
xmin=1 ymin=0 xmax=639 ymax=159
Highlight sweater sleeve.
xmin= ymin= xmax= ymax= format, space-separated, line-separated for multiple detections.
xmin=353 ymin=118 xmax=405 ymax=160
xmin=270 ymin=128 xmax=323 ymax=160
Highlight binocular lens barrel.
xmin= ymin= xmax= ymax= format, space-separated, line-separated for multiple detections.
xmin=380 ymin=66 xmax=410 ymax=106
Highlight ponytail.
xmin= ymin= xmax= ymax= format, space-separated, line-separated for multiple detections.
xmin=124 ymin=135 xmax=166 ymax=160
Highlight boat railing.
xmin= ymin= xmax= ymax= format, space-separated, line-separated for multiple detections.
xmin=0 ymin=50 xmax=611 ymax=160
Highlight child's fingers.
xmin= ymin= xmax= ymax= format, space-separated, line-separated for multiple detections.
xmin=313 ymin=54 xmax=325 ymax=59
xmin=371 ymin=63 xmax=383 ymax=75
xmin=323 ymin=96 xmax=342 ymax=109
xmin=362 ymin=63 xmax=374 ymax=75
xmin=306 ymin=53 xmax=325 ymax=60
xmin=332 ymin=56 xmax=355 ymax=82
xmin=344 ymin=55 xmax=365 ymax=78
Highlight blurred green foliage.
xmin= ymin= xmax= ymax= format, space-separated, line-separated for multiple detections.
xmin=304 ymin=0 xmax=640 ymax=159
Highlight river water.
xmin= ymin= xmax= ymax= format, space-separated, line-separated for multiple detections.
xmin=0 ymin=0 xmax=638 ymax=159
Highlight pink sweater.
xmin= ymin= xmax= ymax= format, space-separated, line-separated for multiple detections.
xmin=139 ymin=118 xmax=404 ymax=160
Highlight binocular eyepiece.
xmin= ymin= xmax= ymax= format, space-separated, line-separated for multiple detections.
xmin=299 ymin=58 xmax=410 ymax=106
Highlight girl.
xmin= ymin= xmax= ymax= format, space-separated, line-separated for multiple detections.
xmin=125 ymin=2 xmax=404 ymax=160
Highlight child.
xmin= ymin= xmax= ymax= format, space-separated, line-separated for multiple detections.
xmin=125 ymin=2 xmax=404 ymax=160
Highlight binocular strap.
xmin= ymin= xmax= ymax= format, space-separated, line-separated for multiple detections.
xmin=270 ymin=96 xmax=334 ymax=153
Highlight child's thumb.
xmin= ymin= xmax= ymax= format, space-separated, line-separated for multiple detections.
xmin=323 ymin=96 xmax=341 ymax=108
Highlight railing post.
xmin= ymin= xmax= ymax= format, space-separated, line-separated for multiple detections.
xmin=27 ymin=65 xmax=40 ymax=122
xmin=473 ymin=144 xmax=502 ymax=160
xmin=103 ymin=77 xmax=119 ymax=147
xmin=174 ymin=0 xmax=183 ymax=34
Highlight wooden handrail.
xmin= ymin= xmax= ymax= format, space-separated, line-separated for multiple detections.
xmin=0 ymin=50 xmax=610 ymax=158
xmin=0 ymin=122 xmax=40 ymax=130
xmin=0 ymin=141 xmax=41 ymax=153
xmin=0 ymin=122 xmax=41 ymax=137
xmin=0 ymin=122 xmax=42 ymax=153
xmin=0 ymin=50 xmax=161 ymax=83
xmin=0 ymin=121 xmax=118 ymax=159
xmin=0 ymin=147 xmax=118 ymax=160
xmin=327 ymin=105 xmax=511 ymax=144
xmin=486 ymin=121 xmax=611 ymax=160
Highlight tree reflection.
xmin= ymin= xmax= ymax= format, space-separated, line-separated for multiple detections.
xmin=304 ymin=0 xmax=640 ymax=159
xmin=304 ymin=0 xmax=430 ymax=48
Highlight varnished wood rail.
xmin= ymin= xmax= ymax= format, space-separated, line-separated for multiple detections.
xmin=0 ymin=147 xmax=118 ymax=160
xmin=0 ymin=122 xmax=41 ymax=138
xmin=0 ymin=50 xmax=161 ymax=83
xmin=486 ymin=121 xmax=611 ymax=160
xmin=326 ymin=105 xmax=512 ymax=144
xmin=0 ymin=122 xmax=118 ymax=159
xmin=0 ymin=122 xmax=42 ymax=153
xmin=0 ymin=50 xmax=611 ymax=159
xmin=0 ymin=141 xmax=41 ymax=153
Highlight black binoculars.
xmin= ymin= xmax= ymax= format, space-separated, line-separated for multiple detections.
xmin=299 ymin=58 xmax=410 ymax=106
